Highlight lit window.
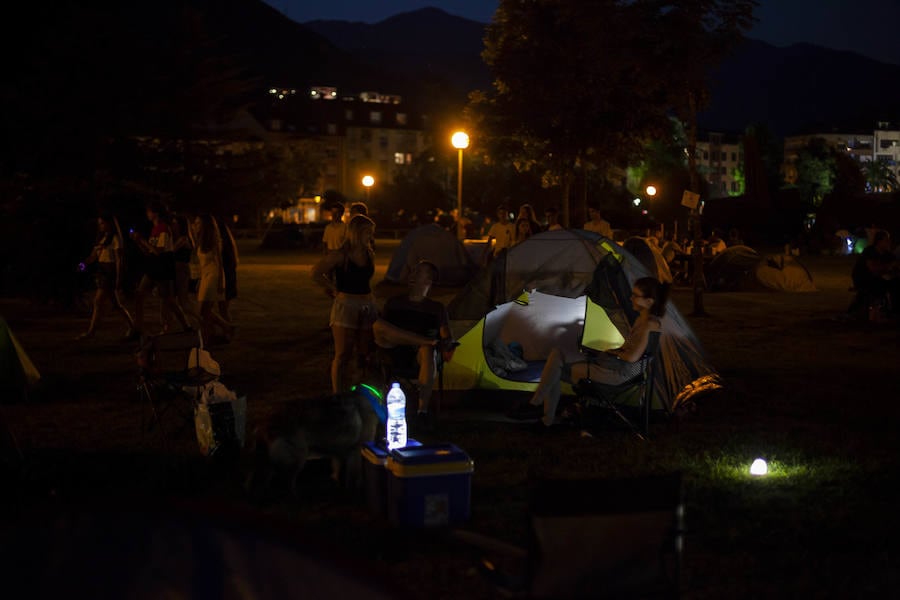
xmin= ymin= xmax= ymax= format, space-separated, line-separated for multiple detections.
xmin=396 ymin=113 xmax=407 ymax=125
xmin=406 ymin=153 xmax=412 ymax=164
xmin=370 ymin=111 xmax=382 ymax=124
xmin=394 ymin=152 xmax=405 ymax=164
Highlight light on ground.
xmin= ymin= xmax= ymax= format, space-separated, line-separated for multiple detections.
xmin=750 ymin=458 xmax=768 ymax=476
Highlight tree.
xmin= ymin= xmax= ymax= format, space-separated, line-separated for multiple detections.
xmin=653 ymin=0 xmax=757 ymax=316
xmin=475 ymin=0 xmax=674 ymax=226
xmin=863 ymin=157 xmax=899 ymax=193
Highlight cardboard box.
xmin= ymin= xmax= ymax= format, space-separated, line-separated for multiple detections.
xmin=387 ymin=444 xmax=474 ymax=527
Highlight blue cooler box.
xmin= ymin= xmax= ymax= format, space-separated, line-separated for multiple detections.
xmin=386 ymin=444 xmax=474 ymax=527
xmin=361 ymin=439 xmax=421 ymax=517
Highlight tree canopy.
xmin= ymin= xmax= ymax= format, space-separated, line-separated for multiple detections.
xmin=471 ymin=0 xmax=756 ymax=226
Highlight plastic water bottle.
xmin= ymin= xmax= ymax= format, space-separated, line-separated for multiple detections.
xmin=386 ymin=382 xmax=408 ymax=450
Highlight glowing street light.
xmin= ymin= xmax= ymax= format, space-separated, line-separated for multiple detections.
xmin=645 ymin=185 xmax=657 ymax=197
xmin=451 ymin=131 xmax=470 ymax=236
xmin=361 ymin=175 xmax=374 ymax=202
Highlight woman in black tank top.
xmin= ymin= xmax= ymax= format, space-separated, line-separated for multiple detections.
xmin=312 ymin=214 xmax=378 ymax=393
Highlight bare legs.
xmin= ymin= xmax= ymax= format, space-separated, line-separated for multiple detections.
xmin=199 ymin=300 xmax=233 ymax=345
xmin=80 ymin=288 xmax=134 ymax=338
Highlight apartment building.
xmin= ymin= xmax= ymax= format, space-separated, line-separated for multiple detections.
xmin=261 ymin=86 xmax=430 ymax=201
xmin=695 ymin=131 xmax=744 ymax=199
xmin=782 ymin=130 xmax=874 ymax=185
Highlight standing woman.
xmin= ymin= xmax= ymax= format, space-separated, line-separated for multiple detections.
xmin=169 ymin=214 xmax=201 ymax=330
xmin=216 ymin=216 xmax=239 ymax=324
xmin=190 ymin=213 xmax=234 ymax=344
xmin=312 ymin=214 xmax=377 ymax=393
xmin=77 ymin=213 xmax=135 ymax=339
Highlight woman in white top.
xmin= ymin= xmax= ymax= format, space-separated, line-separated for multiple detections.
xmin=77 ymin=214 xmax=135 ymax=340
xmin=190 ymin=214 xmax=234 ymax=344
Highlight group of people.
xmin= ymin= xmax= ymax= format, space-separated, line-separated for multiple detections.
xmin=311 ymin=199 xmax=672 ymax=434
xmin=78 ymin=201 xmax=238 ymax=345
xmin=312 ymin=214 xmax=452 ymax=430
xmin=480 ymin=201 xmax=607 ymax=262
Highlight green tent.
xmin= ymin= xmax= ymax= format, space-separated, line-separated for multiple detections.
xmin=443 ymin=230 xmax=721 ymax=413
xmin=0 ymin=316 xmax=40 ymax=402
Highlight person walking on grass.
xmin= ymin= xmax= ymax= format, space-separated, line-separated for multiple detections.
xmin=312 ymin=214 xmax=377 ymax=393
xmin=130 ymin=201 xmax=191 ymax=338
xmin=77 ymin=213 xmax=135 ymax=340
xmin=168 ymin=213 xmax=201 ymax=331
xmin=189 ymin=214 xmax=235 ymax=345
xmin=216 ymin=216 xmax=240 ymax=324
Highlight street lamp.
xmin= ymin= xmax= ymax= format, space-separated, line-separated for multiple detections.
xmin=451 ymin=131 xmax=469 ymax=234
xmin=645 ymin=185 xmax=657 ymax=198
xmin=361 ymin=175 xmax=374 ymax=202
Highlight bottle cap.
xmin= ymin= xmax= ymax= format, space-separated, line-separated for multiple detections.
xmin=391 ymin=382 xmax=400 ymax=389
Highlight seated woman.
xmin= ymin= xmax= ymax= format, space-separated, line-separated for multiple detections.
xmin=515 ymin=277 xmax=670 ymax=430
xmin=848 ymin=230 xmax=899 ymax=318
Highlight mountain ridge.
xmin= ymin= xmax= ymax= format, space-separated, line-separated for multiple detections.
xmin=302 ymin=7 xmax=900 ymax=137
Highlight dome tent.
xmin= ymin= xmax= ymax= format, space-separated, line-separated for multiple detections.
xmin=384 ymin=224 xmax=477 ymax=287
xmin=705 ymin=246 xmax=816 ymax=292
xmin=444 ymin=230 xmax=722 ymax=413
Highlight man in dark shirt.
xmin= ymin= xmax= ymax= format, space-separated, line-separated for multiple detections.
xmin=850 ymin=230 xmax=899 ymax=316
xmin=373 ymin=261 xmax=453 ymax=426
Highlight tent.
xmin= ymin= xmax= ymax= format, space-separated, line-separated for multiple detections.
xmin=622 ymin=237 xmax=673 ymax=283
xmin=755 ymin=254 xmax=817 ymax=292
xmin=705 ymin=247 xmax=816 ymax=292
xmin=444 ymin=230 xmax=721 ymax=412
xmin=0 ymin=316 xmax=40 ymax=402
xmin=384 ymin=224 xmax=477 ymax=287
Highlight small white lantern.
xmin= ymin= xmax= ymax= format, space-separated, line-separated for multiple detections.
xmin=749 ymin=458 xmax=768 ymax=476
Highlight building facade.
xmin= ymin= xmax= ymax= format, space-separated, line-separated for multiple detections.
xmin=261 ymin=86 xmax=430 ymax=204
xmin=782 ymin=130 xmax=875 ymax=185
xmin=695 ymin=131 xmax=744 ymax=199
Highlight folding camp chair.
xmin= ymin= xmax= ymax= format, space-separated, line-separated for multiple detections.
xmin=454 ymin=472 xmax=684 ymax=599
xmin=573 ymin=331 xmax=662 ymax=441
xmin=135 ymin=330 xmax=218 ymax=443
xmin=375 ymin=340 xmax=453 ymax=421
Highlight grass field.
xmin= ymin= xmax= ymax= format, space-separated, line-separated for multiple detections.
xmin=2 ymin=241 xmax=899 ymax=598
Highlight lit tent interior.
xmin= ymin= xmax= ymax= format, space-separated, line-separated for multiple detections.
xmin=443 ymin=230 xmax=722 ymax=412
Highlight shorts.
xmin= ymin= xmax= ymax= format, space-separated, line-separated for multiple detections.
xmin=330 ymin=293 xmax=377 ymax=330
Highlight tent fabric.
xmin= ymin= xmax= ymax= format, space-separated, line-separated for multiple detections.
xmin=384 ymin=224 xmax=477 ymax=287
xmin=705 ymin=246 xmax=816 ymax=292
xmin=0 ymin=316 xmax=40 ymax=401
xmin=622 ymin=237 xmax=673 ymax=284
xmin=755 ymin=254 xmax=817 ymax=292
xmin=444 ymin=230 xmax=722 ymax=411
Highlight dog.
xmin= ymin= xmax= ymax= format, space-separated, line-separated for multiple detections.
xmin=246 ymin=388 xmax=381 ymax=498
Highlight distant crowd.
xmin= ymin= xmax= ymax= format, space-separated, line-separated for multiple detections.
xmin=77 ymin=200 xmax=238 ymax=345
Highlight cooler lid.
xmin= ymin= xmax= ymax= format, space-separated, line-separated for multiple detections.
xmin=387 ymin=444 xmax=473 ymax=477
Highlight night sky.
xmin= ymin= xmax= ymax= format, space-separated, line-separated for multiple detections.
xmin=268 ymin=0 xmax=900 ymax=66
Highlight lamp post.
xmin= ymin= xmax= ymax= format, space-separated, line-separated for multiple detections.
xmin=361 ymin=175 xmax=374 ymax=203
xmin=451 ymin=131 xmax=469 ymax=233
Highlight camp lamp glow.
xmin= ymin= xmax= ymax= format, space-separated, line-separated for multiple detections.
xmin=749 ymin=458 xmax=768 ymax=476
